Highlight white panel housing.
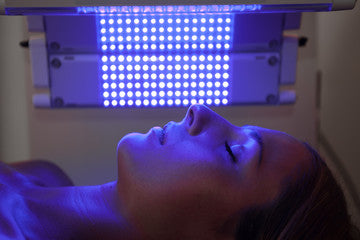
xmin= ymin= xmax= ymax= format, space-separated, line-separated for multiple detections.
xmin=281 ymin=36 xmax=299 ymax=85
xmin=29 ymin=35 xmax=49 ymax=88
xmin=33 ymin=93 xmax=51 ymax=107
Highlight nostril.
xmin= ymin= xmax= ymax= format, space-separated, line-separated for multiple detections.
xmin=188 ymin=108 xmax=194 ymax=127
xmin=186 ymin=104 xmax=207 ymax=136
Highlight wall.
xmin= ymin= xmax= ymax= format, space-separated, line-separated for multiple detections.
xmin=0 ymin=16 xmax=30 ymax=162
xmin=317 ymin=4 xmax=360 ymax=226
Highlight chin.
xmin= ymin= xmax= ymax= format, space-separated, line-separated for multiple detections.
xmin=117 ymin=133 xmax=139 ymax=159
xmin=117 ymin=134 xmax=138 ymax=193
xmin=117 ymin=132 xmax=148 ymax=172
xmin=118 ymin=132 xmax=144 ymax=150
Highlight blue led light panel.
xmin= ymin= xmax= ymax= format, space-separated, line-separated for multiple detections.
xmin=97 ymin=13 xmax=234 ymax=107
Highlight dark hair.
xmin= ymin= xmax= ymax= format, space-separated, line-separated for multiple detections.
xmin=235 ymin=143 xmax=357 ymax=240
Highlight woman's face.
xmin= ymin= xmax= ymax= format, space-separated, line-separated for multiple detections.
xmin=116 ymin=104 xmax=312 ymax=239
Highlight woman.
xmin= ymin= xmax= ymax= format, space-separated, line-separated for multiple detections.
xmin=0 ymin=104 xmax=356 ymax=239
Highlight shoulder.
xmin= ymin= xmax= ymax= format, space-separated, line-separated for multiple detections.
xmin=0 ymin=160 xmax=74 ymax=239
xmin=7 ymin=160 xmax=74 ymax=187
xmin=0 ymin=178 xmax=27 ymax=239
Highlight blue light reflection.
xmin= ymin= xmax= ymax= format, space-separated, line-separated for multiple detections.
xmin=81 ymin=5 xmax=262 ymax=14
xmin=97 ymin=13 xmax=234 ymax=107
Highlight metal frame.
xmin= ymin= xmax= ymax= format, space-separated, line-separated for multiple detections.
xmin=0 ymin=0 xmax=356 ymax=15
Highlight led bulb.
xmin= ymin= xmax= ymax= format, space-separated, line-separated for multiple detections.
xmin=118 ymin=74 xmax=125 ymax=80
xmin=102 ymin=65 xmax=109 ymax=71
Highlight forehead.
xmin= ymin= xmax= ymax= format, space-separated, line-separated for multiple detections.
xmin=247 ymin=126 xmax=312 ymax=178
xmin=246 ymin=126 xmax=305 ymax=149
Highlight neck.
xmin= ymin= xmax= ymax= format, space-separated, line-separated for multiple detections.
xmin=19 ymin=181 xmax=136 ymax=240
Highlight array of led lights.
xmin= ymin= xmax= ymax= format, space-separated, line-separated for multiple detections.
xmin=98 ymin=13 xmax=234 ymax=107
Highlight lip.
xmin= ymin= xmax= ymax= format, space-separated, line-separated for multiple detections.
xmin=160 ymin=122 xmax=171 ymax=145
xmin=151 ymin=126 xmax=164 ymax=145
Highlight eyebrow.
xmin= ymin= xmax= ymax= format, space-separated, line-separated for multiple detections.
xmin=249 ymin=130 xmax=264 ymax=166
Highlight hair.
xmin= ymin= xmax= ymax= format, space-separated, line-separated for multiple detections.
xmin=234 ymin=143 xmax=359 ymax=240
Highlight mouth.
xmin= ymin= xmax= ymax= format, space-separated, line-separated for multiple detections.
xmin=159 ymin=123 xmax=169 ymax=145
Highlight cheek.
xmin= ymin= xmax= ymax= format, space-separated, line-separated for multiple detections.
xmin=127 ymin=141 xmax=214 ymax=181
xmin=117 ymin=138 xmax=240 ymax=230
xmin=125 ymin=174 xmax=234 ymax=236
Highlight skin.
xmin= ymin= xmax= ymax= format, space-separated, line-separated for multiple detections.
xmin=0 ymin=104 xmax=312 ymax=239
xmin=116 ymin=104 xmax=312 ymax=240
xmin=0 ymin=161 xmax=133 ymax=240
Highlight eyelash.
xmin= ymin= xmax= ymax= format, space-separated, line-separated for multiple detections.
xmin=225 ymin=141 xmax=237 ymax=163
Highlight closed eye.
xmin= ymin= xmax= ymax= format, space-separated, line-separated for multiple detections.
xmin=225 ymin=141 xmax=237 ymax=163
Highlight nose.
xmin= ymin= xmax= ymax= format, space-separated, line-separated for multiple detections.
xmin=185 ymin=104 xmax=218 ymax=136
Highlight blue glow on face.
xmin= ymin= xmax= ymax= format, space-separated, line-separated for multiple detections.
xmin=97 ymin=13 xmax=233 ymax=108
